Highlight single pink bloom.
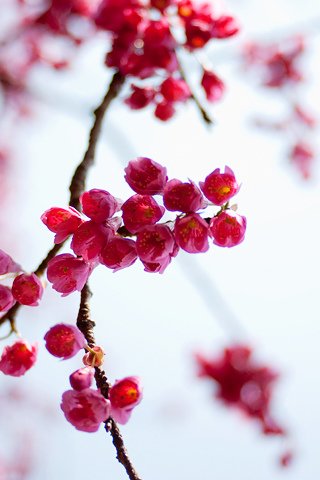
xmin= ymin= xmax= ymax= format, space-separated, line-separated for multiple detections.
xmin=136 ymin=224 xmax=178 ymax=264
xmin=80 ymin=189 xmax=121 ymax=223
xmin=201 ymin=70 xmax=225 ymax=102
xmin=122 ymin=195 xmax=165 ymax=233
xmin=209 ymin=211 xmax=247 ymax=247
xmin=100 ymin=237 xmax=137 ymax=272
xmin=0 ymin=340 xmax=37 ymax=377
xmin=47 ymin=254 xmax=90 ymax=296
xmin=124 ymin=157 xmax=168 ymax=195
xmin=71 ymin=221 xmax=113 ymax=262
xmin=211 ymin=15 xmax=239 ymax=39
xmin=280 ymin=450 xmax=294 ymax=468
xmin=12 ymin=273 xmax=43 ymax=306
xmin=163 ymin=178 xmax=206 ymax=213
xmin=185 ymin=20 xmax=212 ymax=49
xmin=83 ymin=345 xmax=105 ymax=367
xmin=124 ymin=85 xmax=155 ymax=110
xmin=174 ymin=213 xmax=209 ymax=253
xmin=41 ymin=207 xmax=84 ymax=244
xmin=154 ymin=101 xmax=175 ymax=121
xmin=109 ymin=376 xmax=143 ymax=425
xmin=0 ymin=285 xmax=15 ymax=312
xmin=289 ymin=142 xmax=314 ymax=180
xmin=61 ymin=388 xmax=110 ymax=432
xmin=70 ymin=367 xmax=95 ymax=391
xmin=44 ymin=323 xmax=86 ymax=360
xmin=160 ymin=77 xmax=191 ymax=102
xmin=200 ymin=166 xmax=239 ymax=206
xmin=0 ymin=249 xmax=21 ymax=275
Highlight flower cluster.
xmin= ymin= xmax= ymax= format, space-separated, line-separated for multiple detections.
xmin=196 ymin=344 xmax=285 ymax=436
xmin=244 ymin=36 xmax=318 ymax=180
xmin=42 ymin=157 xmax=246 ymax=295
xmin=44 ymin=323 xmax=142 ymax=431
xmin=96 ymin=0 xmax=238 ymax=120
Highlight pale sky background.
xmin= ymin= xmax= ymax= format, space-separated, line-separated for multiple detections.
xmin=1 ymin=0 xmax=320 ymax=478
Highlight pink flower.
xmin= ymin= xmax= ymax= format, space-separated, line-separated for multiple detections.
xmin=289 ymin=142 xmax=314 ymax=180
xmin=44 ymin=323 xmax=86 ymax=360
xmin=201 ymin=70 xmax=225 ymax=102
xmin=121 ymin=195 xmax=165 ymax=233
xmin=70 ymin=367 xmax=94 ymax=391
xmin=41 ymin=207 xmax=84 ymax=244
xmin=0 ymin=340 xmax=37 ymax=377
xmin=109 ymin=376 xmax=143 ymax=424
xmin=83 ymin=346 xmax=105 ymax=367
xmin=0 ymin=249 xmax=21 ymax=275
xmin=71 ymin=221 xmax=113 ymax=262
xmin=209 ymin=211 xmax=247 ymax=247
xmin=174 ymin=213 xmax=209 ymax=253
xmin=0 ymin=285 xmax=15 ymax=312
xmin=211 ymin=15 xmax=239 ymax=39
xmin=200 ymin=166 xmax=239 ymax=206
xmin=154 ymin=101 xmax=175 ymax=121
xmin=47 ymin=254 xmax=90 ymax=296
xmin=160 ymin=77 xmax=191 ymax=102
xmin=196 ymin=345 xmax=285 ymax=436
xmin=61 ymin=388 xmax=110 ymax=432
xmin=136 ymin=224 xmax=178 ymax=266
xmin=11 ymin=273 xmax=43 ymax=306
xmin=124 ymin=157 xmax=168 ymax=195
xmin=163 ymin=179 xmax=206 ymax=212
xmin=124 ymin=85 xmax=155 ymax=110
xmin=80 ymin=189 xmax=121 ymax=223
xmin=100 ymin=237 xmax=137 ymax=272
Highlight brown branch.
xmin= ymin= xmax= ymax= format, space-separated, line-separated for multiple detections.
xmin=76 ymin=282 xmax=142 ymax=480
xmin=0 ymin=70 xmax=125 ymax=329
xmin=69 ymin=71 xmax=125 ymax=210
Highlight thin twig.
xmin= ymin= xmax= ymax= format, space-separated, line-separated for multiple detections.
xmin=76 ymin=283 xmax=142 ymax=480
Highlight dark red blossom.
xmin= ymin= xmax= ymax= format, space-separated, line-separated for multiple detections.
xmin=121 ymin=194 xmax=165 ymax=233
xmin=196 ymin=345 xmax=285 ymax=435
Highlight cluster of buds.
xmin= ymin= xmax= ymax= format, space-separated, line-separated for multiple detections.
xmin=44 ymin=323 xmax=142 ymax=431
xmin=96 ymin=0 xmax=237 ymax=120
xmin=42 ymin=157 xmax=246 ymax=295
xmin=244 ymin=36 xmax=318 ymax=180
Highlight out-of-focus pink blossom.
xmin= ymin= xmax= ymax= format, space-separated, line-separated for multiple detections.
xmin=154 ymin=101 xmax=175 ymax=121
xmin=0 ymin=340 xmax=37 ymax=377
xmin=44 ymin=323 xmax=86 ymax=360
xmin=0 ymin=285 xmax=15 ymax=312
xmin=174 ymin=213 xmax=209 ymax=253
xmin=160 ymin=77 xmax=191 ymax=102
xmin=196 ymin=345 xmax=285 ymax=436
xmin=124 ymin=157 xmax=168 ymax=195
xmin=209 ymin=211 xmax=247 ymax=247
xmin=109 ymin=376 xmax=143 ymax=424
xmin=0 ymin=249 xmax=21 ymax=275
xmin=61 ymin=388 xmax=110 ymax=432
xmin=201 ymin=70 xmax=225 ymax=102
xmin=11 ymin=273 xmax=43 ymax=306
xmin=289 ymin=142 xmax=314 ymax=180
xmin=47 ymin=254 xmax=90 ymax=296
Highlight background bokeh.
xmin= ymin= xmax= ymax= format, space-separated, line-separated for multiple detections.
xmin=1 ymin=0 xmax=320 ymax=478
